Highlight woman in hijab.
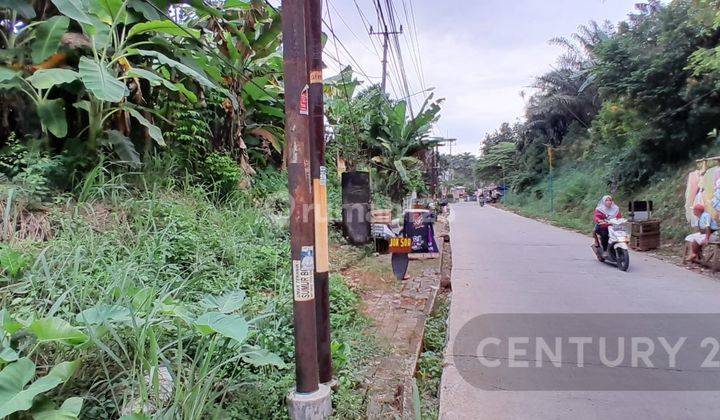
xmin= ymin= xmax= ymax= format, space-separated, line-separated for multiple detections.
xmin=594 ymin=195 xmax=622 ymax=256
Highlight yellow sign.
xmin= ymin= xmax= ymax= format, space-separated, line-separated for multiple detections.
xmin=389 ymin=237 xmax=412 ymax=253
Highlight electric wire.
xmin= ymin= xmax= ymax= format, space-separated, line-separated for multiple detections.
xmin=399 ymin=0 xmax=426 ymax=92
xmin=383 ymin=0 xmax=414 ymax=115
xmin=372 ymin=0 xmax=406 ymax=100
xmin=325 ymin=0 xmax=375 ymax=55
xmin=323 ymin=0 xmax=363 ymax=146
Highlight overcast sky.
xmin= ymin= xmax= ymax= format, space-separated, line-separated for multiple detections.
xmin=322 ymin=0 xmax=640 ymax=155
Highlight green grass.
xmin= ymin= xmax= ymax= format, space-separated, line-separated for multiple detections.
xmin=0 ymin=167 xmax=376 ymax=419
xmin=416 ymin=293 xmax=449 ymax=420
xmin=502 ymin=162 xmax=606 ymax=234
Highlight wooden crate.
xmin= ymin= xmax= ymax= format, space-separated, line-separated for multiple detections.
xmin=684 ymin=242 xmax=720 ymax=271
xmin=630 ymin=232 xmax=660 ymax=251
xmin=630 ymin=220 xmax=660 ymax=236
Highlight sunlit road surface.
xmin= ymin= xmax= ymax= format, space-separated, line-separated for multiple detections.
xmin=440 ymin=203 xmax=720 ymax=420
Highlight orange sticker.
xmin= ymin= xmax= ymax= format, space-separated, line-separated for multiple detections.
xmin=310 ymin=70 xmax=323 ymax=84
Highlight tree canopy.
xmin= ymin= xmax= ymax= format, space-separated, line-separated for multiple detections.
xmin=474 ymin=0 xmax=720 ymax=192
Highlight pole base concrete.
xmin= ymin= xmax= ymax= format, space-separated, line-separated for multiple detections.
xmin=287 ymin=383 xmax=332 ymax=420
xmin=322 ymin=378 xmax=338 ymax=391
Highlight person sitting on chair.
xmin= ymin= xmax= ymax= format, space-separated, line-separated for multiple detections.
xmin=594 ymin=195 xmax=621 ymax=257
xmin=685 ymin=204 xmax=719 ymax=263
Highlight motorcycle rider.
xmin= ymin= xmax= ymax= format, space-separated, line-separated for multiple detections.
xmin=594 ymin=195 xmax=622 ymax=257
xmin=685 ymin=203 xmax=718 ymax=263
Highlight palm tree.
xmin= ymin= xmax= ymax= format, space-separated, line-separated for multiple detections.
xmin=523 ymin=21 xmax=613 ymax=146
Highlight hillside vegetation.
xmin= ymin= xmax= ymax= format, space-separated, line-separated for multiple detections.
xmin=473 ymin=0 xmax=720 ymax=241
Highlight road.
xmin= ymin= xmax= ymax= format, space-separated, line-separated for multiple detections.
xmin=440 ymin=203 xmax=720 ymax=420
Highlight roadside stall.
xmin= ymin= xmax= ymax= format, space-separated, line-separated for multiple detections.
xmin=684 ymin=157 xmax=720 ymax=269
xmin=387 ymin=208 xmax=440 ymax=280
xmin=628 ymin=200 xmax=661 ymax=251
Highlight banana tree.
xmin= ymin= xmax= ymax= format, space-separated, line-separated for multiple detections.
xmin=371 ymin=94 xmax=443 ymax=201
xmin=0 ymin=10 xmax=73 ymax=140
xmin=186 ymin=0 xmax=285 ymax=171
xmin=0 ymin=68 xmax=76 ymax=138
xmin=324 ymin=70 xmax=381 ymax=171
xmin=0 ymin=0 xmax=226 ymax=165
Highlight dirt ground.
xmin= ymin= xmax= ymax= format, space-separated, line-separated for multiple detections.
xmin=330 ymin=216 xmax=450 ymax=419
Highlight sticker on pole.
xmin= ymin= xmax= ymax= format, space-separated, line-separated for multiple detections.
xmin=300 ymin=246 xmax=315 ymax=271
xmin=319 ymin=166 xmax=327 ymax=186
xmin=292 ymin=260 xmax=315 ymax=301
xmin=310 ymin=70 xmax=323 ymax=84
xmin=299 ymin=85 xmax=309 ymax=115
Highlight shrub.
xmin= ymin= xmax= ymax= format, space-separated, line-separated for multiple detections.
xmin=0 ymin=134 xmax=63 ymax=203
xmin=203 ymin=153 xmax=245 ymax=197
xmin=0 ymin=245 xmax=33 ymax=278
xmin=164 ymin=101 xmax=211 ymax=173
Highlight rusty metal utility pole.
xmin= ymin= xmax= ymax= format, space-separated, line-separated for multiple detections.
xmin=282 ymin=0 xmax=319 ymax=395
xmin=305 ymin=0 xmax=332 ymax=384
xmin=283 ymin=2 xmax=332 ymax=417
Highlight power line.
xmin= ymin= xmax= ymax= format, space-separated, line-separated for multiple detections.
xmin=322 ymin=46 xmax=381 ymax=82
xmin=324 ymin=0 xmax=364 ymax=148
xmin=400 ymin=0 xmax=426 ymax=92
xmin=349 ymin=3 xmax=400 ymax=99
xmin=263 ymin=0 xmax=382 ymax=96
xmin=325 ymin=0 xmax=375 ymax=55
xmin=383 ymin=0 xmax=414 ymax=115
xmin=352 ymin=0 xmax=386 ymax=65
xmin=368 ymin=0 xmax=405 ymax=98
xmin=381 ymin=0 xmax=411 ymax=102
xmin=267 ymin=0 xmax=416 ymax=115
xmin=350 ymin=0 xmax=401 ymax=98
xmin=264 ymin=0 xmax=434 ymax=116
xmin=321 ymin=18 xmax=376 ymax=83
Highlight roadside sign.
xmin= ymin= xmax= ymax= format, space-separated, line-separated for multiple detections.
xmin=389 ymin=237 xmax=412 ymax=254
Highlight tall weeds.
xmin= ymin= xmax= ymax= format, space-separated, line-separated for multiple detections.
xmin=1 ymin=165 xmax=376 ymax=418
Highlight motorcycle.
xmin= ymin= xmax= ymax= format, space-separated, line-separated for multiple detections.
xmin=591 ymin=218 xmax=630 ymax=271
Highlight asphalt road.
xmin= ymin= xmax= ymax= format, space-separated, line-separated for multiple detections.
xmin=440 ymin=203 xmax=720 ymax=420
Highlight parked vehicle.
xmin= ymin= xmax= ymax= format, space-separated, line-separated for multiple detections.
xmin=591 ymin=218 xmax=630 ymax=271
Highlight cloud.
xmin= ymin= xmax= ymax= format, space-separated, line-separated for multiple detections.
xmin=324 ymin=0 xmax=639 ymax=155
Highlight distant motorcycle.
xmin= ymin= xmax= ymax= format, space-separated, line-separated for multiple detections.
xmin=591 ymin=218 xmax=630 ymax=271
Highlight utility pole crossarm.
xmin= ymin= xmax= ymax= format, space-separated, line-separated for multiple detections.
xmin=369 ymin=24 xmax=403 ymax=93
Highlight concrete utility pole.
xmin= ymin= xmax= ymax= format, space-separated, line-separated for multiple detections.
xmin=432 ymin=144 xmax=439 ymax=198
xmin=547 ymin=145 xmax=554 ymax=213
xmin=305 ymin=0 xmax=332 ymax=385
xmin=431 ymin=137 xmax=456 ymax=197
xmin=282 ymin=0 xmax=331 ymax=417
xmin=446 ymin=138 xmax=457 ymax=184
xmin=370 ymin=24 xmax=403 ymax=93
